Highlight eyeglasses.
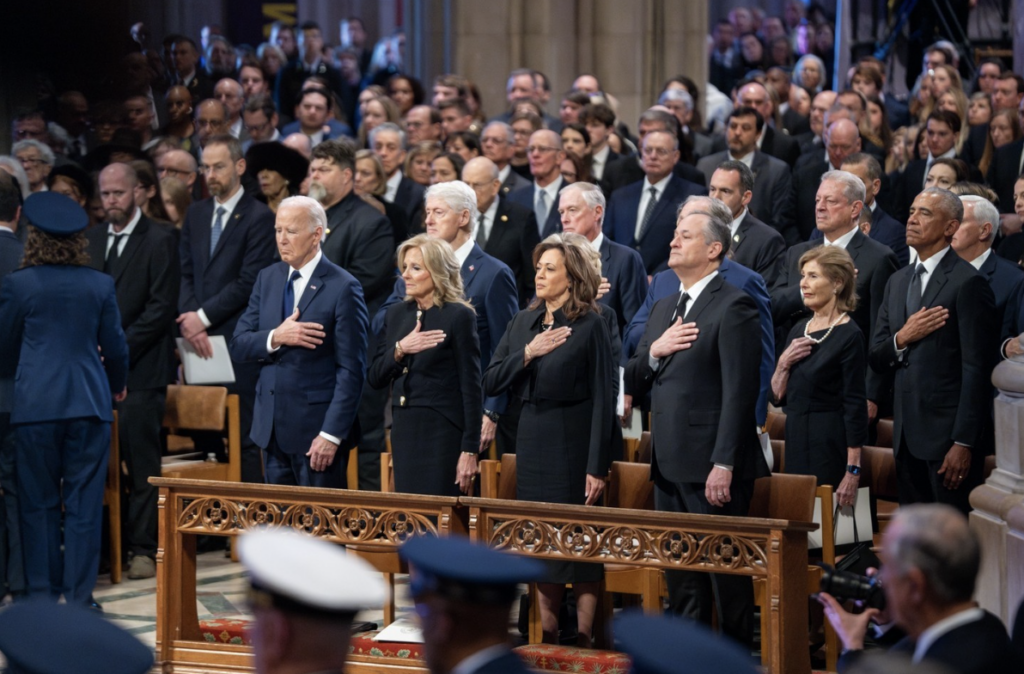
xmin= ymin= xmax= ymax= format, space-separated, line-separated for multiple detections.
xmin=481 ymin=136 xmax=509 ymax=145
xmin=641 ymin=146 xmax=673 ymax=158
xmin=17 ymin=156 xmax=45 ymax=167
xmin=159 ymin=167 xmax=193 ymax=178
xmin=526 ymin=145 xmax=558 ymax=155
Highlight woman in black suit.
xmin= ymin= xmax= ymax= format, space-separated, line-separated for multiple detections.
xmin=771 ymin=246 xmax=866 ymax=506
xmin=369 ymin=234 xmax=482 ymax=496
xmin=484 ymin=237 xmax=615 ymax=647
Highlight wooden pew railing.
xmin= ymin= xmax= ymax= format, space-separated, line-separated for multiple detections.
xmin=153 ymin=478 xmax=816 ymax=674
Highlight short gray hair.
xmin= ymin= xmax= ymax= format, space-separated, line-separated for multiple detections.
xmin=888 ymin=504 xmax=980 ymax=605
xmin=678 ymin=195 xmax=733 ymax=225
xmin=959 ymin=195 xmax=999 ymax=243
xmin=279 ymin=195 xmax=328 ymax=236
xmin=658 ymin=88 xmax=693 ymax=111
xmin=560 ymin=181 xmax=606 ymax=224
xmin=820 ymin=170 xmax=866 ymax=205
xmin=483 ymin=121 xmax=515 ymax=144
xmin=425 ymin=180 xmax=479 ymax=222
xmin=679 ymin=196 xmax=732 ymax=260
xmin=369 ymin=122 xmax=407 ymax=150
xmin=921 ymin=186 xmax=964 ymax=221
xmin=12 ymin=139 xmax=55 ymax=166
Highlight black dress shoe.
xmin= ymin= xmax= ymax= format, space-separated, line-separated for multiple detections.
xmin=88 ymin=595 xmax=103 ymax=613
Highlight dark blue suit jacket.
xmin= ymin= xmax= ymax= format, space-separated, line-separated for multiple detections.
xmin=0 ymin=230 xmax=22 ymax=285
xmin=179 ymin=191 xmax=277 ymax=339
xmin=604 ymin=174 xmax=707 ymax=274
xmin=0 ymin=265 xmax=128 ymax=423
xmin=506 ymin=177 xmax=565 ymax=239
xmin=231 ymin=256 xmax=368 ymax=454
xmin=598 ymin=235 xmax=648 ymax=334
xmin=977 ymin=250 xmax=1024 ymax=341
xmin=810 ymin=206 xmax=909 ymax=267
xmin=373 ymin=243 xmax=519 ymax=414
xmin=623 ymin=258 xmax=774 ymax=426
xmin=280 ymin=118 xmax=354 ymax=140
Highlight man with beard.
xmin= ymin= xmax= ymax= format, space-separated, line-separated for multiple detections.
xmin=84 ymin=163 xmax=178 ymax=579
xmin=178 ymin=135 xmax=276 ymax=484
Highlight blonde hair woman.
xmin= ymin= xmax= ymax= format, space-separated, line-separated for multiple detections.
xmin=368 ymin=234 xmax=481 ymax=498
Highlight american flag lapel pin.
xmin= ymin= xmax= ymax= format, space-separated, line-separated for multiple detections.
xmin=469 ymin=265 xmax=475 ymax=271
xmin=309 ymin=285 xmax=317 ymax=290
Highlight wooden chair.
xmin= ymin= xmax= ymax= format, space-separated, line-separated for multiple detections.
xmin=862 ymin=445 xmax=898 ymax=542
xmin=875 ymin=418 xmax=894 ymax=449
xmin=749 ymin=474 xmax=829 ymax=669
xmin=349 ymin=452 xmax=403 ymax=626
xmin=766 ymin=411 xmax=786 ymax=440
xmin=104 ymin=411 xmax=122 ymax=584
xmin=771 ymin=439 xmax=786 ymax=473
xmin=601 ymin=462 xmax=662 ymax=618
xmin=161 ymin=385 xmax=241 ymax=483
xmin=479 ymin=453 xmax=517 ymax=500
xmin=623 ymin=430 xmax=652 ymax=464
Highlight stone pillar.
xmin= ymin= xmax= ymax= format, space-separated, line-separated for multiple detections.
xmin=970 ymin=358 xmax=1024 ymax=627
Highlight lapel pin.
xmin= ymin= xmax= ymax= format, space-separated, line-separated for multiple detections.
xmin=733 ymin=234 xmax=740 ymax=242
xmin=469 ymin=265 xmax=475 ymax=272
xmin=501 ymin=215 xmax=508 ymax=222
xmin=309 ymin=285 xmax=317 ymax=290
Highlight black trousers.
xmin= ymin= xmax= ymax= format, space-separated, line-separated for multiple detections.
xmin=494 ymin=399 xmax=521 ymax=457
xmin=117 ymin=388 xmax=165 ymax=558
xmin=263 ymin=431 xmax=345 ymax=488
xmin=654 ymin=470 xmax=755 ymax=649
xmin=0 ymin=411 xmax=25 ymax=596
xmin=895 ymin=433 xmax=984 ymax=516
xmin=355 ymin=332 xmax=385 ymax=490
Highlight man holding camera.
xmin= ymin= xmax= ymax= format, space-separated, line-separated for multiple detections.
xmin=816 ymin=504 xmax=1021 ymax=673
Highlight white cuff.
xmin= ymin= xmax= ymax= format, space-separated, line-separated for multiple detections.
xmin=714 ymin=463 xmax=733 ymax=471
xmin=649 ymin=354 xmax=661 ymax=371
xmin=319 ymin=431 xmax=341 ymax=445
xmin=197 ymin=308 xmax=212 ymax=329
xmin=893 ymin=335 xmax=906 ymax=360
xmin=267 ymin=330 xmax=280 ymax=353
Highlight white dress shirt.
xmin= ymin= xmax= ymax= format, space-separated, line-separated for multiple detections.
xmin=384 ymin=170 xmax=403 ymax=203
xmin=634 ymin=173 xmax=672 ymax=240
xmin=823 ymin=225 xmax=858 ymax=249
xmin=229 ymin=117 xmax=243 ymax=139
xmin=591 ymin=145 xmax=611 ymax=181
xmin=472 ymin=199 xmax=499 ymax=244
xmin=728 ymin=208 xmax=748 ymax=238
xmin=588 ymin=231 xmax=605 ymax=252
xmin=649 ymin=270 xmax=719 ymax=371
xmin=452 ymin=236 xmax=475 ymax=267
xmin=730 ymin=150 xmax=755 ymax=170
xmin=968 ymin=248 xmax=992 ymax=271
xmin=105 ymin=207 xmax=143 ymax=257
xmin=497 ymin=164 xmax=512 ymax=185
xmin=197 ymin=186 xmax=247 ymax=328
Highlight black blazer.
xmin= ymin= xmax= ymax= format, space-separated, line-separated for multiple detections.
xmin=506 ymin=178 xmax=564 ymax=239
xmin=394 ymin=174 xmax=426 ymax=236
xmin=698 ymin=150 xmax=796 ymax=245
xmin=598 ymin=236 xmax=648 ymax=334
xmin=275 ymin=59 xmax=346 ymax=117
xmin=790 ymin=157 xmax=830 ymax=243
xmin=601 ymin=155 xmax=707 ymax=196
xmin=179 ymin=191 xmax=277 ymax=339
xmin=625 ymin=274 xmax=768 ymax=483
xmin=772 ymin=230 xmax=899 ymax=400
xmin=987 ymin=138 xmax=1024 ymax=215
xmin=893 ymin=159 xmax=928 ymax=224
xmin=322 ymin=191 xmax=395 ymax=316
xmin=481 ymin=197 xmax=540 ymax=307
xmin=604 ymin=174 xmax=707 ymax=274
xmin=0 ymin=230 xmax=23 ymax=287
xmin=760 ymin=125 xmax=802 ymax=168
xmin=500 ymin=169 xmax=531 ymax=197
xmin=730 ymin=211 xmax=786 ymax=286
xmin=86 ymin=215 xmax=180 ymax=391
xmin=869 ymin=249 xmax=997 ymax=459
xmin=976 ymin=250 xmax=1024 ymax=341
xmin=369 ymin=300 xmax=482 ymax=454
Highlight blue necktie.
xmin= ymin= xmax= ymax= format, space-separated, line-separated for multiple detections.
xmin=535 ymin=190 xmax=548 ymax=236
xmin=283 ymin=270 xmax=302 ymax=321
xmin=210 ymin=206 xmax=226 ymax=256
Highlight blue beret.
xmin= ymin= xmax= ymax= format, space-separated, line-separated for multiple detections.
xmin=0 ymin=601 xmax=154 ymax=674
xmin=615 ymin=611 xmax=759 ymax=674
xmin=400 ymin=535 xmax=546 ymax=603
xmin=23 ymin=191 xmax=89 ymax=235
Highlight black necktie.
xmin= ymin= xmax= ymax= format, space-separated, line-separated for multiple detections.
xmin=906 ymin=263 xmax=926 ymax=316
xmin=637 ymin=186 xmax=658 ymax=242
xmin=105 ymin=233 xmax=125 ymax=274
xmin=475 ymin=213 xmax=487 ymax=248
xmin=283 ymin=270 xmax=302 ymax=321
xmin=671 ymin=292 xmax=691 ymax=323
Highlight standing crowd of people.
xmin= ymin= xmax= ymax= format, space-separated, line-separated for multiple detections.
xmin=1 ymin=8 xmax=1024 ymax=672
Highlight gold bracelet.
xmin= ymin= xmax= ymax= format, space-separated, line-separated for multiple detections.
xmin=395 ymin=341 xmax=404 ymax=360
xmin=524 ymin=345 xmax=532 ymax=361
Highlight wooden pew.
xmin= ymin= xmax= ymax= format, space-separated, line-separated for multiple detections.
xmin=152 ymin=478 xmax=466 ymax=674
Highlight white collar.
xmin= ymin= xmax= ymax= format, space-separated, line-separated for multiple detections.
xmin=108 ymin=207 xmax=142 ymax=236
xmin=290 ymin=249 xmax=322 ymax=278
xmin=229 ymin=117 xmax=243 ymax=138
xmin=592 ymin=145 xmax=610 ymax=164
xmin=642 ymin=172 xmax=673 ymax=193
xmin=385 ymin=170 xmax=403 ymax=200
xmin=917 ymin=245 xmax=952 ymax=272
xmin=214 ymin=183 xmax=246 ymax=213
xmin=534 ymin=176 xmax=561 ymax=200
xmin=471 ymin=199 xmax=500 ymax=241
xmin=913 ymin=607 xmax=985 ymax=663
xmin=452 ymin=236 xmax=475 ymax=267
xmin=756 ymin=125 xmax=767 ymax=149
xmin=679 ymin=269 xmax=719 ymax=306
xmin=497 ymin=164 xmax=511 ymax=183
xmin=969 ymin=248 xmax=992 ymax=271
xmin=927 ymin=148 xmax=957 ymax=162
xmin=730 ymin=150 xmax=755 ymax=168
xmin=729 ymin=208 xmax=747 ymax=237
xmin=823 ymin=225 xmax=858 ymax=249
xmin=0 ymin=224 xmax=14 ymax=235
xmin=589 ymin=231 xmax=605 ymax=251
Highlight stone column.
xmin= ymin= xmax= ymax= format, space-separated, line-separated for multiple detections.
xmin=970 ymin=358 xmax=1024 ymax=627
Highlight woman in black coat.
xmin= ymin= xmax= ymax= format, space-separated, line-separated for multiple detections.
xmin=369 ymin=234 xmax=482 ymax=496
xmin=483 ymin=237 xmax=616 ymax=647
xmin=771 ymin=246 xmax=866 ymax=507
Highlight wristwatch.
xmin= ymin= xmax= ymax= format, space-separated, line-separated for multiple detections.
xmin=483 ymin=409 xmax=500 ymax=422
xmin=846 ymin=464 xmax=861 ymax=476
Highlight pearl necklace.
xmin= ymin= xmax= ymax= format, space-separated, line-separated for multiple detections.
xmin=803 ymin=312 xmax=847 ymax=344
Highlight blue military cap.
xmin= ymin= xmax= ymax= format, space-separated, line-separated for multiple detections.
xmin=239 ymin=527 xmax=388 ymax=618
xmin=22 ymin=191 xmax=89 ymax=235
xmin=399 ymin=534 xmax=546 ymax=604
xmin=0 ymin=601 xmax=154 ymax=674
xmin=615 ymin=611 xmax=758 ymax=674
